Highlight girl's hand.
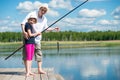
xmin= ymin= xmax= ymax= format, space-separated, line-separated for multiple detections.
xmin=23 ymin=32 xmax=29 ymax=39
xmin=37 ymin=32 xmax=41 ymax=35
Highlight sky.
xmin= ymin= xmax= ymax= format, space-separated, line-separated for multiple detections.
xmin=0 ymin=0 xmax=120 ymax=32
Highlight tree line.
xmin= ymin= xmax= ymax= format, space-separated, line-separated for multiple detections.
xmin=0 ymin=30 xmax=120 ymax=42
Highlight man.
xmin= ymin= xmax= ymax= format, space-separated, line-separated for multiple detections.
xmin=21 ymin=3 xmax=59 ymax=74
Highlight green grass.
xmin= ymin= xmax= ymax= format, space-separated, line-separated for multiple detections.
xmin=0 ymin=40 xmax=120 ymax=52
xmin=42 ymin=40 xmax=120 ymax=48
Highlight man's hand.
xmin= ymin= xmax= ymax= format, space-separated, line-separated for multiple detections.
xmin=54 ymin=27 xmax=60 ymax=32
xmin=23 ymin=32 xmax=29 ymax=39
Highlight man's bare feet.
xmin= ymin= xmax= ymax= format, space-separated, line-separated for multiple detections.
xmin=38 ymin=70 xmax=46 ymax=74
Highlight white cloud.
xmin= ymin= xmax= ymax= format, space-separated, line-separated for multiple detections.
xmin=90 ymin=0 xmax=104 ymax=1
xmin=9 ymin=21 xmax=20 ymax=27
xmin=101 ymin=59 xmax=110 ymax=67
xmin=81 ymin=66 xmax=101 ymax=77
xmin=15 ymin=1 xmax=120 ymax=32
xmin=16 ymin=1 xmax=60 ymax=17
xmin=0 ymin=20 xmax=9 ymax=25
xmin=79 ymin=59 xmax=104 ymax=78
xmin=97 ymin=19 xmax=120 ymax=25
xmin=52 ymin=17 xmax=96 ymax=31
xmin=55 ymin=21 xmax=119 ymax=32
xmin=79 ymin=9 xmax=106 ymax=18
xmin=6 ymin=16 xmax=11 ymax=19
xmin=90 ymin=25 xmax=119 ymax=31
xmin=97 ymin=19 xmax=111 ymax=25
xmin=0 ymin=26 xmax=18 ymax=32
xmin=0 ymin=19 xmax=21 ymax=32
xmin=112 ymin=20 xmax=120 ymax=25
xmin=16 ymin=1 xmax=34 ymax=13
xmin=16 ymin=1 xmax=47 ymax=13
xmin=49 ymin=0 xmax=73 ymax=10
xmin=48 ymin=16 xmax=120 ymax=32
xmin=17 ymin=0 xmax=73 ymax=13
xmin=47 ymin=9 xmax=60 ymax=17
xmin=79 ymin=0 xmax=107 ymax=2
xmin=33 ymin=1 xmax=42 ymax=10
xmin=63 ymin=17 xmax=95 ymax=25
xmin=0 ymin=26 xmax=10 ymax=32
xmin=112 ymin=6 xmax=120 ymax=20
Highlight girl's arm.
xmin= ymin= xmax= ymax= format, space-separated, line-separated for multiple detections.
xmin=27 ymin=29 xmax=41 ymax=37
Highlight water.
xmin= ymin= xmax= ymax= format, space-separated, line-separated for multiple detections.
xmin=0 ymin=46 xmax=120 ymax=80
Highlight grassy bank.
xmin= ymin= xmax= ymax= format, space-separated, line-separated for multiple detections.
xmin=0 ymin=40 xmax=120 ymax=52
xmin=42 ymin=40 xmax=120 ymax=49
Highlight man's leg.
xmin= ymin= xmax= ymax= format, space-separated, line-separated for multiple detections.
xmin=22 ymin=43 xmax=27 ymax=71
xmin=37 ymin=61 xmax=46 ymax=74
xmin=35 ymin=44 xmax=46 ymax=74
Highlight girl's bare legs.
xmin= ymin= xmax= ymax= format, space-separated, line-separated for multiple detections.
xmin=25 ymin=60 xmax=35 ymax=76
xmin=25 ymin=44 xmax=35 ymax=76
xmin=29 ymin=61 xmax=35 ymax=75
xmin=26 ymin=60 xmax=30 ymax=76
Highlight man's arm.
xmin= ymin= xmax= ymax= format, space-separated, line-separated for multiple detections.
xmin=44 ymin=19 xmax=60 ymax=32
xmin=47 ymin=27 xmax=60 ymax=32
xmin=21 ymin=12 xmax=34 ymax=39
xmin=21 ymin=24 xmax=25 ymax=33
xmin=21 ymin=24 xmax=28 ymax=39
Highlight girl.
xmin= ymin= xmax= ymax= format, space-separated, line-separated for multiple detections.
xmin=24 ymin=15 xmax=41 ymax=77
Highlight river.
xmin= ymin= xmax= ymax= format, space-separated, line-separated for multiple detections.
xmin=0 ymin=46 xmax=120 ymax=80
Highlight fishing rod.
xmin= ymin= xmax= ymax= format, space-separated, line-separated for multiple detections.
xmin=5 ymin=0 xmax=89 ymax=60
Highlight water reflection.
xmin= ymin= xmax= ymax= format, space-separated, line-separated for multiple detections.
xmin=0 ymin=47 xmax=120 ymax=80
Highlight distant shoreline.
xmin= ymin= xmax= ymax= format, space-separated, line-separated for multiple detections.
xmin=0 ymin=40 xmax=120 ymax=52
xmin=0 ymin=40 xmax=120 ymax=46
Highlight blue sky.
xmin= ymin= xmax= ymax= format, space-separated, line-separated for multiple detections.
xmin=0 ymin=0 xmax=120 ymax=32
